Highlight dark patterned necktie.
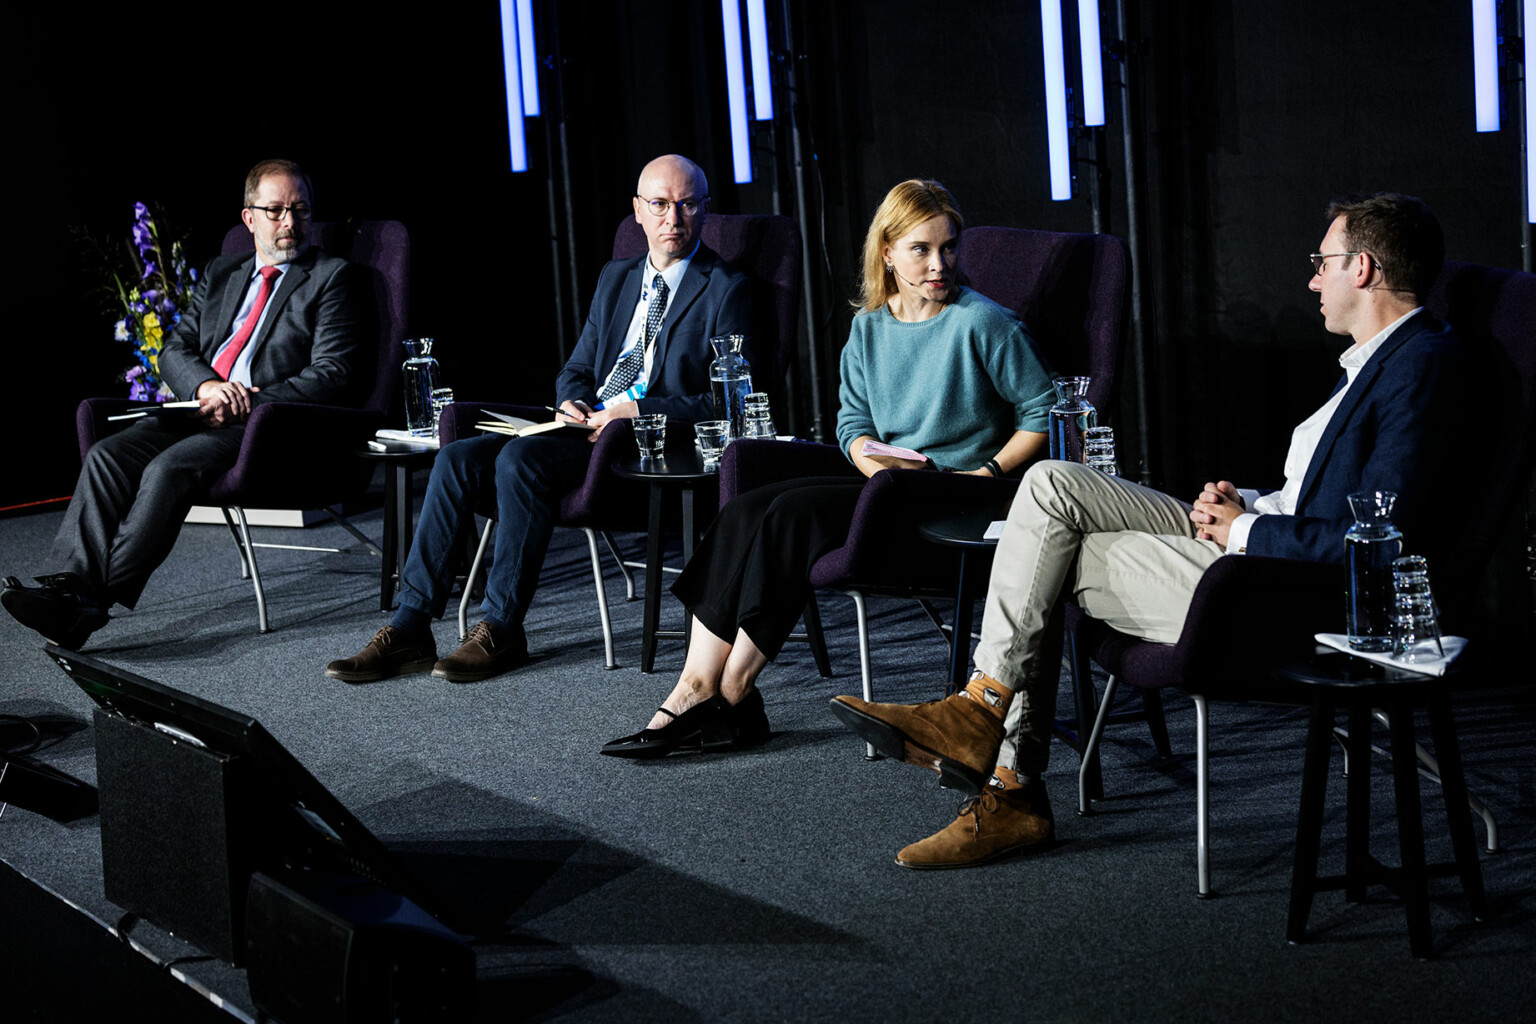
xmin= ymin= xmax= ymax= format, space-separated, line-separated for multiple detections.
xmin=599 ymin=274 xmax=668 ymax=401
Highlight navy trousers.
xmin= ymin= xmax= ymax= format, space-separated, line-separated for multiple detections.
xmin=395 ymin=432 xmax=593 ymax=629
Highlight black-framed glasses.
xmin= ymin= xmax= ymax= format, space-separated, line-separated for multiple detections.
xmin=635 ymin=195 xmax=707 ymax=217
xmin=1309 ymin=251 xmax=1360 ymax=275
xmin=248 ymin=203 xmax=313 ymax=222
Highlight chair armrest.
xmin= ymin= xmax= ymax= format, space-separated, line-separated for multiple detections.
xmin=207 ymin=402 xmax=385 ymax=505
xmin=719 ymin=439 xmax=856 ymax=506
xmin=76 ymin=398 xmax=157 ymax=461
xmin=809 ymin=469 xmax=1019 ymax=589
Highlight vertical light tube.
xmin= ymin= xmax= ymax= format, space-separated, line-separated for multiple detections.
xmin=1041 ymin=0 xmax=1071 ymax=199
xmin=1472 ymin=0 xmax=1500 ymax=131
xmin=746 ymin=0 xmax=775 ymax=120
xmin=500 ymin=0 xmax=528 ymax=172
xmin=721 ymin=0 xmax=753 ymax=182
xmin=1078 ymin=0 xmax=1105 ymax=126
xmin=517 ymin=0 xmax=540 ymax=116
xmin=1527 ymin=0 xmax=1534 ymax=221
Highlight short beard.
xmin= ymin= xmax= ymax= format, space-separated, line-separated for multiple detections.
xmin=259 ymin=235 xmax=309 ymax=265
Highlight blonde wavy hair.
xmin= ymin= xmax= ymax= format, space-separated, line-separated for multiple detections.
xmin=853 ymin=179 xmax=966 ymax=314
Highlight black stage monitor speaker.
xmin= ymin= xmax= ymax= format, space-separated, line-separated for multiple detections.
xmin=46 ymin=648 xmax=444 ymax=966
xmin=246 ymin=872 xmax=474 ymax=1023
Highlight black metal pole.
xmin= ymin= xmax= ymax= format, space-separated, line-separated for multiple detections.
xmin=780 ymin=0 xmax=826 ymax=442
xmin=1115 ymin=0 xmax=1153 ymax=484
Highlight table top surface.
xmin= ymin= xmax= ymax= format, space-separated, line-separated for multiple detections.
xmin=1271 ymin=647 xmax=1453 ymax=689
xmin=359 ymin=440 xmax=439 ymax=461
xmin=918 ymin=507 xmax=1011 ymax=548
xmin=612 ymin=449 xmax=718 ymax=481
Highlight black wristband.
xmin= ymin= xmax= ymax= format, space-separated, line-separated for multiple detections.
xmin=986 ymin=459 xmax=1003 ymax=478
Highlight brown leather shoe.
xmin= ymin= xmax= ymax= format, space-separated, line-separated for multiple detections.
xmin=896 ymin=781 xmax=1055 ymax=870
xmin=828 ymin=672 xmax=1010 ymax=793
xmin=325 ymin=625 xmax=438 ymax=683
xmin=431 ymin=621 xmax=527 ymax=683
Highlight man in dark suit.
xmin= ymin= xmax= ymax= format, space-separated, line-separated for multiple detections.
xmin=327 ymin=154 xmax=758 ymax=684
xmin=3 ymin=159 xmax=365 ymax=648
xmin=831 ymin=193 xmax=1461 ymax=869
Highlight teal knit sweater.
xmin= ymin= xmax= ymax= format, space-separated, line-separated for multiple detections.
xmin=835 ymin=287 xmax=1055 ymax=471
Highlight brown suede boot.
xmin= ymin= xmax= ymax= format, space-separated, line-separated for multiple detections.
xmin=895 ymin=776 xmax=1055 ymax=870
xmin=829 ymin=671 xmax=1011 ymax=793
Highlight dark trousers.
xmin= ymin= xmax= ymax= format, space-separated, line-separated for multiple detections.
xmin=396 ymin=432 xmax=593 ymax=629
xmin=53 ymin=417 xmax=247 ymax=608
xmin=672 ymin=477 xmax=865 ymax=659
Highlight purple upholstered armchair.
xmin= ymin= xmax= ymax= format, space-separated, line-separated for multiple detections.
xmin=446 ymin=213 xmax=803 ymax=668
xmin=1072 ymin=259 xmax=1535 ymax=896
xmin=76 ymin=220 xmax=412 ymax=632
xmin=720 ymin=226 xmax=1132 ymax=737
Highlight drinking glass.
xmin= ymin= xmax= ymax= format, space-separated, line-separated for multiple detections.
xmin=1084 ymin=426 xmax=1118 ymax=476
xmin=742 ymin=393 xmax=775 ymax=438
xmin=1390 ymin=554 xmax=1444 ymax=662
xmin=430 ymin=387 xmax=454 ymax=439
xmin=694 ymin=421 xmax=730 ymax=467
xmin=633 ymin=414 xmax=667 ymax=461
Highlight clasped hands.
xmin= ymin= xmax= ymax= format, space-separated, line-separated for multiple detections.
xmin=195 ymin=380 xmax=260 ymax=427
xmin=1190 ymin=480 xmax=1244 ymax=550
xmin=558 ymin=399 xmax=637 ymax=441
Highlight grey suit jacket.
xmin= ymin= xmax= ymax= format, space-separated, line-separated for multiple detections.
xmin=158 ymin=246 xmax=366 ymax=407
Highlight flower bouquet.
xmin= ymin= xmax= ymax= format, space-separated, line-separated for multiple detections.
xmin=110 ymin=203 xmax=199 ymax=401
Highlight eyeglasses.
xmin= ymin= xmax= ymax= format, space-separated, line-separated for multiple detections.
xmin=248 ymin=203 xmax=313 ymax=222
xmin=1309 ymin=251 xmax=1360 ymax=275
xmin=635 ymin=195 xmax=707 ymax=218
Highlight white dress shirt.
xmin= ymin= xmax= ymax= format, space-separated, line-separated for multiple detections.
xmin=1226 ymin=307 xmax=1422 ymax=555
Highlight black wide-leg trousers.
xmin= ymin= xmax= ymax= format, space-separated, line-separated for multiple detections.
xmin=671 ymin=476 xmax=865 ymax=659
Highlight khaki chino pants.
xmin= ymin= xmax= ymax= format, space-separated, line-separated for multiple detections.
xmin=972 ymin=461 xmax=1225 ymax=775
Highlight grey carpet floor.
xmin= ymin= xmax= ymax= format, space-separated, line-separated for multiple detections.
xmin=1 ymin=497 xmax=1532 ymax=1022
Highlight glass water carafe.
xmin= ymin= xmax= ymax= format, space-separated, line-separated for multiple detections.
xmin=402 ymin=338 xmax=442 ymax=436
xmin=1344 ymin=490 xmax=1403 ymax=652
xmin=1048 ymin=376 xmax=1097 ymax=462
xmin=709 ymin=335 xmax=753 ymax=438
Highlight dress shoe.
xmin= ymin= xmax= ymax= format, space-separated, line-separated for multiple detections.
xmin=726 ymin=687 xmax=772 ymax=748
xmin=828 ymin=672 xmax=1009 ymax=793
xmin=896 ymin=779 xmax=1055 ymax=870
xmin=325 ymin=625 xmax=439 ymax=683
xmin=2 ymin=575 xmax=109 ymax=650
xmin=600 ymin=696 xmax=736 ymax=758
xmin=431 ymin=621 xmax=527 ymax=682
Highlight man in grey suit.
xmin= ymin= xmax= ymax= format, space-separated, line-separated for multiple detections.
xmin=3 ymin=159 xmax=365 ymax=648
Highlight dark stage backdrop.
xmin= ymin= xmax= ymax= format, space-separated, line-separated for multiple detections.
xmin=11 ymin=0 xmax=1522 ymax=511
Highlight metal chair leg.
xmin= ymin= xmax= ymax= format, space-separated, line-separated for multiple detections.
xmin=582 ymin=528 xmax=618 ymax=669
xmin=223 ymin=507 xmax=270 ymax=633
xmin=1194 ymin=693 xmax=1211 ymax=898
xmin=1372 ymin=708 xmax=1499 ymax=853
xmin=848 ymin=590 xmax=877 ymax=760
xmin=459 ymin=519 xmax=495 ymax=641
xmin=600 ymin=530 xmax=637 ymax=601
xmin=1078 ymin=673 xmax=1119 ymax=815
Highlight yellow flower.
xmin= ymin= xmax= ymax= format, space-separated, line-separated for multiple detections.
xmin=143 ymin=312 xmax=163 ymax=344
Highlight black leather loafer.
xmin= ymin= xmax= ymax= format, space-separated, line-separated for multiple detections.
xmin=2 ymin=575 xmax=109 ymax=650
xmin=600 ymin=696 xmax=736 ymax=759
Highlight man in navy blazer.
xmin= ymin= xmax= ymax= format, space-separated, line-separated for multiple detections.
xmin=831 ymin=193 xmax=1462 ymax=870
xmin=327 ymin=154 xmax=758 ymax=684
xmin=3 ymin=160 xmax=364 ymax=649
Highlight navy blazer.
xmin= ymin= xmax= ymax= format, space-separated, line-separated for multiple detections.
xmin=1247 ymin=310 xmax=1462 ymax=564
xmin=556 ymin=244 xmax=759 ymax=423
xmin=158 ymin=247 xmax=366 ymax=408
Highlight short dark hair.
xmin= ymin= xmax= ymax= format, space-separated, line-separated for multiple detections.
xmin=244 ymin=159 xmax=313 ymax=207
xmin=1325 ymin=192 xmax=1443 ymax=301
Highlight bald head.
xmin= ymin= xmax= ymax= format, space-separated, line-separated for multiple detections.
xmin=632 ymin=155 xmax=710 ymax=270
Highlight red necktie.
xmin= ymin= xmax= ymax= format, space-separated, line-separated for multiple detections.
xmin=213 ymin=265 xmax=281 ymax=380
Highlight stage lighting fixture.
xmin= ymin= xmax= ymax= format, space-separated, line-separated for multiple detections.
xmin=518 ymin=0 xmax=540 ymax=117
xmin=1472 ymin=0 xmax=1499 ymax=131
xmin=1041 ymin=0 xmax=1072 ymax=200
xmin=1078 ymin=0 xmax=1105 ymax=126
xmin=721 ymin=0 xmax=753 ymax=182
xmin=499 ymin=0 xmax=528 ymax=172
xmin=747 ymin=0 xmax=775 ymax=120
